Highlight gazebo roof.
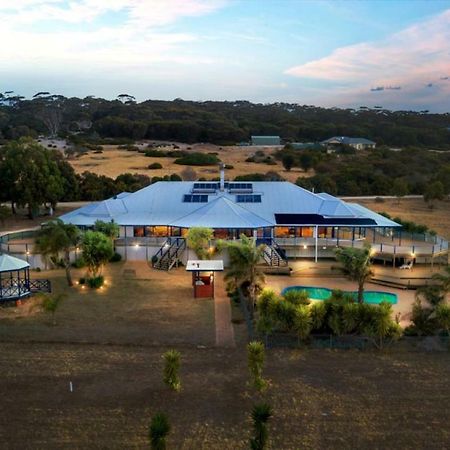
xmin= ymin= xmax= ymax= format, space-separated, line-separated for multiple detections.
xmin=0 ymin=254 xmax=30 ymax=273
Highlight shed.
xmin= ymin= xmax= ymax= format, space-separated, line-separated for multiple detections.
xmin=186 ymin=260 xmax=224 ymax=298
xmin=251 ymin=136 xmax=281 ymax=146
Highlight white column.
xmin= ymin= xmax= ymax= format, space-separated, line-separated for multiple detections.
xmin=314 ymin=226 xmax=318 ymax=263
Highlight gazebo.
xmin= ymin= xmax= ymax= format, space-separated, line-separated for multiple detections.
xmin=186 ymin=260 xmax=224 ymax=298
xmin=0 ymin=254 xmax=31 ymax=301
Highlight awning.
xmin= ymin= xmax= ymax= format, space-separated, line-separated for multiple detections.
xmin=186 ymin=260 xmax=224 ymax=272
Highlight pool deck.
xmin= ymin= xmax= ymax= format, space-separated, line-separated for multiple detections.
xmin=265 ymin=275 xmax=417 ymax=327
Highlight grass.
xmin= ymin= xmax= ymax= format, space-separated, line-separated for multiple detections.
xmin=69 ymin=143 xmax=309 ymax=182
xmin=356 ymin=197 xmax=450 ymax=240
xmin=1 ymin=262 xmax=450 ymax=448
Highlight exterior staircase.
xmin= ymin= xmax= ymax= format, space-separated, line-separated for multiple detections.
xmin=152 ymin=237 xmax=186 ymax=271
xmin=259 ymin=239 xmax=289 ymax=268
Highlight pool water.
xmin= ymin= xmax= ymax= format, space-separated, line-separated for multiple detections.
xmin=281 ymin=286 xmax=397 ymax=305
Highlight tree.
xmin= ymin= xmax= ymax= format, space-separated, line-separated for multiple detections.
xmin=186 ymin=227 xmax=214 ymax=260
xmin=424 ymin=181 xmax=445 ymax=207
xmin=249 ymin=403 xmax=272 ymax=450
xmin=41 ymin=293 xmax=65 ymax=325
xmin=281 ymin=153 xmax=295 ymax=171
xmin=163 ymin=349 xmax=181 ymax=392
xmin=149 ymin=413 xmax=171 ymax=450
xmin=335 ymin=245 xmax=372 ymax=303
xmin=0 ymin=205 xmax=11 ymax=226
xmin=225 ymin=235 xmax=265 ymax=314
xmin=299 ymin=152 xmax=313 ymax=172
xmin=247 ymin=341 xmax=267 ymax=391
xmin=435 ymin=304 xmax=450 ymax=337
xmin=0 ymin=139 xmax=65 ymax=217
xmin=93 ymin=220 xmax=119 ymax=241
xmin=81 ymin=231 xmax=114 ymax=277
xmin=35 ymin=219 xmax=81 ymax=286
xmin=391 ymin=178 xmax=409 ymax=204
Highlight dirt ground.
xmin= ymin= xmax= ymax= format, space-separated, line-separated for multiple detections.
xmin=355 ymin=198 xmax=450 ymax=240
xmin=1 ymin=264 xmax=450 ymax=448
xmin=0 ymin=343 xmax=449 ymax=449
xmin=69 ymin=143 xmax=310 ymax=183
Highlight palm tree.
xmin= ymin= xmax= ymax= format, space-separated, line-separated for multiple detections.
xmin=149 ymin=412 xmax=171 ymax=450
xmin=335 ymin=245 xmax=372 ymax=303
xmin=225 ymin=235 xmax=265 ymax=314
xmin=250 ymin=403 xmax=272 ymax=450
xmin=35 ymin=219 xmax=81 ymax=286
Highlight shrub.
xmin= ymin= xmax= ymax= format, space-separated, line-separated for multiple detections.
xmin=174 ymin=152 xmax=220 ymax=166
xmin=148 ymin=162 xmax=163 ymax=169
xmin=109 ymin=252 xmax=122 ymax=262
xmin=163 ymin=349 xmax=181 ymax=391
xmin=149 ymin=412 xmax=171 ymax=450
xmin=282 ymin=289 xmax=310 ymax=305
xmin=145 ymin=149 xmax=167 ymax=157
xmin=86 ymin=275 xmax=105 ymax=289
xmin=78 ymin=277 xmax=86 ymax=285
xmin=247 ymin=341 xmax=267 ymax=391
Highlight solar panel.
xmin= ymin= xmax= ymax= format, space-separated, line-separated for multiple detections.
xmin=236 ymin=194 xmax=261 ymax=203
xmin=183 ymin=194 xmax=208 ymax=203
xmin=228 ymin=182 xmax=253 ymax=192
xmin=192 ymin=182 xmax=219 ymax=192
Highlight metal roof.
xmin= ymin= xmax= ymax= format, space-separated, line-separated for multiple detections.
xmin=59 ymin=181 xmax=400 ymax=229
xmin=0 ymin=254 xmax=29 ymax=272
xmin=321 ymin=136 xmax=376 ymax=145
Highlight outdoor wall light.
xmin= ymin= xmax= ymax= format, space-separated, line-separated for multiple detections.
xmin=303 ymin=244 xmax=307 ymax=249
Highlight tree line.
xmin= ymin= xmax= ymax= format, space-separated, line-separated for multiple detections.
xmin=1 ymin=92 xmax=449 ymax=147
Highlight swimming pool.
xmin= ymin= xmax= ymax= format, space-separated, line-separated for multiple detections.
xmin=281 ymin=286 xmax=397 ymax=305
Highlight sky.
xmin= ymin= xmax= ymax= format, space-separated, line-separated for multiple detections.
xmin=0 ymin=0 xmax=449 ymax=112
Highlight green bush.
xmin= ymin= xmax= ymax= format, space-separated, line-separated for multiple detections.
xmin=148 ymin=162 xmax=163 ymax=169
xmin=72 ymin=256 xmax=86 ymax=268
xmin=87 ymin=275 xmax=105 ymax=289
xmin=145 ymin=149 xmax=167 ymax=157
xmin=109 ymin=252 xmax=122 ymax=262
xmin=174 ymin=152 xmax=220 ymax=166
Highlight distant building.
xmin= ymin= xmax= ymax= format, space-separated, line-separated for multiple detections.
xmin=290 ymin=142 xmax=324 ymax=151
xmin=321 ymin=136 xmax=376 ymax=150
xmin=251 ymin=135 xmax=281 ymax=146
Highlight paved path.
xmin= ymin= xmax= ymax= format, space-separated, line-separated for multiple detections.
xmin=213 ymin=274 xmax=236 ymax=348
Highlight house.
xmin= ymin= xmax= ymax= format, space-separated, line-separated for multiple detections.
xmin=321 ymin=136 xmax=376 ymax=150
xmin=60 ymin=166 xmax=400 ymax=266
xmin=251 ymin=135 xmax=281 ymax=146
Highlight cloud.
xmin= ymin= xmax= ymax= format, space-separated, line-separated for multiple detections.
xmin=0 ymin=0 xmax=227 ymax=76
xmin=285 ymin=9 xmax=450 ymax=109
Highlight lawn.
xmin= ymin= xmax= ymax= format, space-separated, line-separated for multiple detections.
xmin=0 ymin=263 xmax=215 ymax=346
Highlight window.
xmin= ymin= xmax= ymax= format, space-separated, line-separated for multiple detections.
xmin=183 ymin=194 xmax=208 ymax=203
xmin=236 ymin=194 xmax=261 ymax=203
